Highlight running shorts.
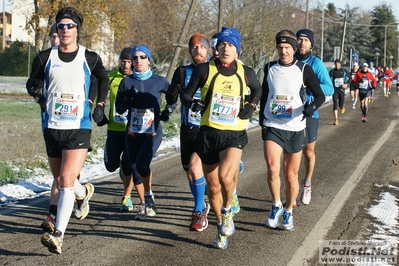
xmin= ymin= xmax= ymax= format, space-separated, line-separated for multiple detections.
xmin=180 ymin=125 xmax=200 ymax=171
xmin=262 ymin=126 xmax=307 ymax=154
xmin=43 ymin=128 xmax=91 ymax=158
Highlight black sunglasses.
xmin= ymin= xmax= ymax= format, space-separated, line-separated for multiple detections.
xmin=57 ymin=23 xmax=78 ymax=30
xmin=132 ymin=55 xmax=148 ymax=60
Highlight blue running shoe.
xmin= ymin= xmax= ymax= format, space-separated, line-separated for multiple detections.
xmin=239 ymin=160 xmax=244 ymax=174
xmin=265 ymin=204 xmax=284 ymax=228
xmin=220 ymin=208 xmax=235 ymax=236
xmin=282 ymin=210 xmax=294 ymax=231
xmin=120 ymin=196 xmax=133 ymax=212
xmin=231 ymin=193 xmax=240 ymax=216
xmin=213 ymin=225 xmax=228 ymax=249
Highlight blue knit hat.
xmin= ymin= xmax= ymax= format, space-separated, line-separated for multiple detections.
xmin=132 ymin=45 xmax=152 ymax=63
xmin=216 ymin=26 xmax=242 ymax=53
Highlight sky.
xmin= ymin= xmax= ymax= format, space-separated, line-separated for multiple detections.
xmin=325 ymin=0 xmax=399 ymax=16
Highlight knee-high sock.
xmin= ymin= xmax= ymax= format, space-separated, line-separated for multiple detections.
xmin=56 ymin=188 xmax=75 ymax=237
xmin=74 ymin=179 xmax=86 ymax=199
xmin=192 ymin=176 xmax=206 ymax=213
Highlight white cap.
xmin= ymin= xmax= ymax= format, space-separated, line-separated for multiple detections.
xmin=353 ymin=62 xmax=358 ymax=66
xmin=362 ymin=63 xmax=368 ymax=67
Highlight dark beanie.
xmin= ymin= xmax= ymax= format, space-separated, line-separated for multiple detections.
xmin=296 ymin=29 xmax=314 ymax=47
xmin=119 ymin=47 xmax=133 ymax=60
xmin=49 ymin=23 xmax=57 ymax=36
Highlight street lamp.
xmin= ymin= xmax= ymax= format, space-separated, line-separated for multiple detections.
xmin=375 ymin=52 xmax=380 ymax=67
xmin=384 ymin=22 xmax=398 ymax=67
xmin=390 ymin=55 xmax=393 ymax=68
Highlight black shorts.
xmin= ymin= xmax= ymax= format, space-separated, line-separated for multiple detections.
xmin=262 ymin=126 xmax=307 ymax=154
xmin=196 ymin=126 xmax=248 ymax=165
xmin=43 ymin=128 xmax=91 ymax=158
xmin=180 ymin=125 xmax=200 ymax=171
xmin=359 ymin=90 xmax=368 ymax=101
xmin=306 ymin=118 xmax=318 ymax=144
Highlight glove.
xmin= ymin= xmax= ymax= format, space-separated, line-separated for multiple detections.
xmin=28 ymin=79 xmax=43 ymax=98
xmin=37 ymin=96 xmax=46 ymax=112
xmin=190 ymin=100 xmax=206 ymax=113
xmin=238 ymin=103 xmax=255 ymax=119
xmin=92 ymin=104 xmax=105 ymax=123
xmin=125 ymin=86 xmax=138 ymax=103
xmin=96 ymin=115 xmax=109 ymax=126
xmin=302 ymin=102 xmax=315 ymax=120
xmin=159 ymin=109 xmax=170 ymax=122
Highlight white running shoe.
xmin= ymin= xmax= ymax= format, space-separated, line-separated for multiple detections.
xmin=300 ymin=178 xmax=312 ymax=205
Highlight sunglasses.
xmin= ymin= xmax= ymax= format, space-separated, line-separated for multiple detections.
xmin=132 ymin=55 xmax=148 ymax=60
xmin=57 ymin=23 xmax=78 ymax=30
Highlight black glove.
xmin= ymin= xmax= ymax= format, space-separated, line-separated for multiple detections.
xmin=238 ymin=103 xmax=255 ymax=119
xmin=190 ymin=100 xmax=206 ymax=113
xmin=125 ymin=86 xmax=138 ymax=103
xmin=302 ymin=102 xmax=315 ymax=120
xmin=36 ymin=96 xmax=46 ymax=112
xmin=28 ymin=79 xmax=43 ymax=98
xmin=159 ymin=109 xmax=170 ymax=122
xmin=92 ymin=104 xmax=105 ymax=123
xmin=96 ymin=115 xmax=109 ymax=126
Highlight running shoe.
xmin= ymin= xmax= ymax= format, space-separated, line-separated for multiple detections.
xmin=282 ymin=211 xmax=294 ymax=231
xmin=300 ymin=178 xmax=312 ymax=205
xmin=74 ymin=183 xmax=95 ymax=220
xmin=333 ymin=119 xmax=338 ymax=125
xmin=145 ymin=195 xmax=157 ymax=216
xmin=370 ymin=98 xmax=374 ymax=102
xmin=134 ymin=203 xmax=147 ymax=221
xmin=120 ymin=196 xmax=133 ymax=212
xmin=41 ymin=229 xmax=63 ymax=254
xmin=220 ymin=208 xmax=235 ymax=236
xmin=40 ymin=213 xmax=56 ymax=233
xmin=363 ymin=116 xmax=367 ymax=122
xmin=212 ymin=225 xmax=228 ymax=249
xmin=231 ymin=193 xmax=240 ymax=216
xmin=239 ymin=160 xmax=244 ymax=174
xmin=189 ymin=211 xmax=208 ymax=232
xmin=340 ymin=107 xmax=345 ymax=114
xmin=352 ymin=104 xmax=355 ymax=109
xmin=265 ymin=204 xmax=284 ymax=228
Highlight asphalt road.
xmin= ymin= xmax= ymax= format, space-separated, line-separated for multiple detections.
xmin=1 ymin=86 xmax=399 ymax=266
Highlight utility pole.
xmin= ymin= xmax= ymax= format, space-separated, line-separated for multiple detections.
xmin=321 ymin=7 xmax=325 ymax=62
xmin=305 ymin=0 xmax=309 ymax=28
xmin=339 ymin=8 xmax=348 ymax=62
xmin=218 ymin=0 xmax=224 ymax=31
xmin=2 ymin=0 xmax=6 ymax=50
xmin=166 ymin=0 xmax=197 ymax=81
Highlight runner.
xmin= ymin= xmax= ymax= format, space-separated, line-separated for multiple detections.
xmin=352 ymin=63 xmax=377 ymax=122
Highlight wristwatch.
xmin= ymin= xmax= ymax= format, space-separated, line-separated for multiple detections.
xmin=167 ymin=107 xmax=173 ymax=113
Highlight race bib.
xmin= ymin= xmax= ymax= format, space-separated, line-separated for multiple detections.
xmin=187 ymin=90 xmax=201 ymax=127
xmin=334 ymin=78 xmax=344 ymax=87
xmin=209 ymin=92 xmax=241 ymax=125
xmin=359 ymin=79 xmax=369 ymax=90
xmin=52 ymin=92 xmax=83 ymax=123
xmin=270 ymin=94 xmax=294 ymax=119
xmin=129 ymin=108 xmax=155 ymax=134
xmin=113 ymin=103 xmax=128 ymax=124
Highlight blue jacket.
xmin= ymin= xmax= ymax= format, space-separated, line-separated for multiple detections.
xmin=297 ymin=54 xmax=334 ymax=119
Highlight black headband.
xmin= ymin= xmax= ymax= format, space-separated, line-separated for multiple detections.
xmin=56 ymin=13 xmax=81 ymax=28
xmin=276 ymin=36 xmax=297 ymax=50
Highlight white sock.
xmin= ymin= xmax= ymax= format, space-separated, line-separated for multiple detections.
xmin=273 ymin=200 xmax=282 ymax=207
xmin=56 ymin=187 xmax=75 ymax=237
xmin=353 ymin=98 xmax=357 ymax=105
xmin=74 ymin=179 xmax=86 ymax=199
